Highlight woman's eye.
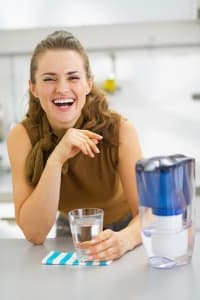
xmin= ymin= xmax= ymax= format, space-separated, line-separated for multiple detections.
xmin=69 ymin=76 xmax=80 ymax=81
xmin=43 ymin=78 xmax=55 ymax=81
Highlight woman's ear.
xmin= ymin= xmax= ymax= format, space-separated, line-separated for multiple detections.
xmin=29 ymin=80 xmax=38 ymax=98
xmin=86 ymin=77 xmax=93 ymax=95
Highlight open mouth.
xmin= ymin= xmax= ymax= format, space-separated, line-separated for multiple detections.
xmin=52 ymin=98 xmax=75 ymax=107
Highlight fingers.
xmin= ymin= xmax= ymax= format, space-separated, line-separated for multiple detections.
xmin=86 ymin=230 xmax=125 ymax=261
xmin=81 ymin=130 xmax=103 ymax=141
xmin=79 ymin=130 xmax=103 ymax=157
xmin=58 ymin=128 xmax=103 ymax=161
xmin=69 ymin=129 xmax=103 ymax=158
xmin=76 ymin=134 xmax=100 ymax=157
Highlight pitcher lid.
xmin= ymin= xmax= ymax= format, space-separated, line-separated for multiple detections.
xmin=136 ymin=154 xmax=195 ymax=172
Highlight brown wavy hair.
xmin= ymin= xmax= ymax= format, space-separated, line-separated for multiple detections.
xmin=27 ymin=30 xmax=121 ymax=145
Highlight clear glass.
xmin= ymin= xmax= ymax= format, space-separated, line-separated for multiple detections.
xmin=68 ymin=208 xmax=104 ymax=263
xmin=140 ymin=206 xmax=195 ymax=269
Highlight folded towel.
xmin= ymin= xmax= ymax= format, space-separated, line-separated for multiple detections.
xmin=42 ymin=251 xmax=112 ymax=266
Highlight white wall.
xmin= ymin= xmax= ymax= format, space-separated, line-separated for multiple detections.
xmin=97 ymin=48 xmax=200 ymax=160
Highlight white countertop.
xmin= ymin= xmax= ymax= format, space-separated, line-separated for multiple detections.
xmin=1 ymin=235 xmax=200 ymax=300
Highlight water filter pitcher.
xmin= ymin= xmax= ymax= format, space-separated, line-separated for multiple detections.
xmin=136 ymin=154 xmax=195 ymax=269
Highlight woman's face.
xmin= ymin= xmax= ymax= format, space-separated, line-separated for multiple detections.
xmin=29 ymin=49 xmax=93 ymax=129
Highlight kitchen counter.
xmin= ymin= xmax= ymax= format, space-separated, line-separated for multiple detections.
xmin=1 ymin=236 xmax=200 ymax=300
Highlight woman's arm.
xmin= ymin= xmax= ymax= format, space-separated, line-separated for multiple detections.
xmin=7 ymin=124 xmax=102 ymax=244
xmin=85 ymin=120 xmax=143 ymax=260
xmin=117 ymin=119 xmax=143 ymax=251
xmin=7 ymin=124 xmax=63 ymax=244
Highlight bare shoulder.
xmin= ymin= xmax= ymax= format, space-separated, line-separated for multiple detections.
xmin=119 ymin=118 xmax=142 ymax=159
xmin=119 ymin=119 xmax=139 ymax=143
xmin=7 ymin=123 xmax=28 ymax=140
xmin=7 ymin=124 xmax=31 ymax=144
xmin=6 ymin=123 xmax=32 ymax=158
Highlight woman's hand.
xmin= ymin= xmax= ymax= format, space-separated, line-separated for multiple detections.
xmin=84 ymin=229 xmax=129 ymax=261
xmin=78 ymin=216 xmax=142 ymax=261
xmin=51 ymin=128 xmax=103 ymax=165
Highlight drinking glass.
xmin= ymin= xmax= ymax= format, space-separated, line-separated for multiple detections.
xmin=68 ymin=208 xmax=104 ymax=263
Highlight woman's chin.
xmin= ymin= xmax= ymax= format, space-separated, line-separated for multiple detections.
xmin=54 ymin=116 xmax=78 ymax=129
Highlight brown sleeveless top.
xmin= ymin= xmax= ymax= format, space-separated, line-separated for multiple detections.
xmin=21 ymin=115 xmax=131 ymax=225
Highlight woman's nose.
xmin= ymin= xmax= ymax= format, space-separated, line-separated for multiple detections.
xmin=56 ymin=78 xmax=70 ymax=93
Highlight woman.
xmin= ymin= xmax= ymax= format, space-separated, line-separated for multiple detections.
xmin=7 ymin=30 xmax=142 ymax=261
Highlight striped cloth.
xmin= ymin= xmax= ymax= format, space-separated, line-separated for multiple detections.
xmin=42 ymin=251 xmax=112 ymax=266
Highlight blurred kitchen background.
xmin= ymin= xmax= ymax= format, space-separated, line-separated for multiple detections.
xmin=1 ymin=0 xmax=200 ymax=237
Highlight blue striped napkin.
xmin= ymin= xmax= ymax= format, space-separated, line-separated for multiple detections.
xmin=42 ymin=251 xmax=112 ymax=266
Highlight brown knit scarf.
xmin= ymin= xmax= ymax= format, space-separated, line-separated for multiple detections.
xmin=25 ymin=114 xmax=85 ymax=187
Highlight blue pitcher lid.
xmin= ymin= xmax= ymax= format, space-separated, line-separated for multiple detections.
xmin=136 ymin=154 xmax=195 ymax=216
xmin=136 ymin=154 xmax=194 ymax=172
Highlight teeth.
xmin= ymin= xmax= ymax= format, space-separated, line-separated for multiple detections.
xmin=53 ymin=98 xmax=74 ymax=104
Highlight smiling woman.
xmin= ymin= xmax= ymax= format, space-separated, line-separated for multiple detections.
xmin=6 ymin=30 xmax=143 ymax=262
xmin=29 ymin=49 xmax=92 ymax=129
